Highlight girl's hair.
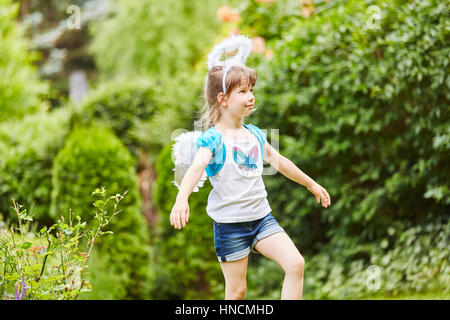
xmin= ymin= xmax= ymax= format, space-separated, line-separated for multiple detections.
xmin=197 ymin=65 xmax=257 ymax=130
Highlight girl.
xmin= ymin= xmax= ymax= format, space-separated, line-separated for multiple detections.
xmin=170 ymin=38 xmax=331 ymax=300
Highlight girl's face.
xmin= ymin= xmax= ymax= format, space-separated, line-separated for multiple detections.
xmin=221 ymin=83 xmax=255 ymax=117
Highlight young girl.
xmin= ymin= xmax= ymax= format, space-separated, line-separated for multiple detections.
xmin=170 ymin=37 xmax=331 ymax=300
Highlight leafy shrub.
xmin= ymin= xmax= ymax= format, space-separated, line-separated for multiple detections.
xmin=128 ymin=70 xmax=210 ymax=166
xmin=0 ymin=0 xmax=49 ymax=123
xmin=151 ymin=144 xmax=223 ymax=299
xmin=238 ymin=0 xmax=333 ymax=42
xmin=303 ymin=220 xmax=450 ymax=299
xmin=244 ymin=220 xmax=449 ymax=300
xmin=69 ymin=78 xmax=160 ymax=159
xmin=0 ymin=187 xmax=127 ymax=300
xmin=50 ymin=125 xmax=154 ymax=299
xmin=238 ymin=0 xmax=449 ymax=252
xmin=75 ymin=246 xmax=128 ymax=300
xmin=85 ymin=0 xmax=231 ymax=163
xmin=88 ymin=0 xmax=222 ymax=78
xmin=0 ymin=108 xmax=72 ymax=225
xmin=148 ymin=0 xmax=450 ymax=299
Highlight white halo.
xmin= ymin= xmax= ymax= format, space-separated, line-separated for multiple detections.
xmin=207 ymin=34 xmax=252 ymax=71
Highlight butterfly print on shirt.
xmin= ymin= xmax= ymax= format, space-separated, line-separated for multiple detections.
xmin=232 ymin=145 xmax=258 ymax=175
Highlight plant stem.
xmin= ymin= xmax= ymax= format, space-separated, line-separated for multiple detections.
xmin=74 ymin=223 xmax=102 ymax=300
xmin=12 ymin=199 xmax=24 ymax=238
xmin=58 ymin=233 xmax=66 ymax=278
xmin=37 ymin=237 xmax=51 ymax=283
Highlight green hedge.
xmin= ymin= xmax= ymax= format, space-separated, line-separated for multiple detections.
xmin=85 ymin=0 xmax=229 ymax=164
xmin=151 ymin=144 xmax=223 ymax=299
xmin=0 ymin=108 xmax=72 ymax=225
xmin=0 ymin=0 xmax=49 ymax=123
xmin=245 ymin=220 xmax=450 ymax=299
xmin=148 ymin=0 xmax=450 ymax=299
xmin=50 ymin=125 xmax=154 ymax=299
xmin=239 ymin=0 xmax=449 ymax=252
xmin=226 ymin=0 xmax=450 ymax=298
xmin=69 ymin=78 xmax=161 ymax=159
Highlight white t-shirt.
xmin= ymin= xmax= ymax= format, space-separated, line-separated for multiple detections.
xmin=195 ymin=123 xmax=272 ymax=223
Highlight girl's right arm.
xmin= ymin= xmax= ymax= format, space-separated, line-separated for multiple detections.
xmin=170 ymin=147 xmax=213 ymax=230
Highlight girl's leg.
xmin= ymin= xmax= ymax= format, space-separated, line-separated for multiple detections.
xmin=219 ymin=255 xmax=249 ymax=300
xmin=253 ymin=232 xmax=305 ymax=300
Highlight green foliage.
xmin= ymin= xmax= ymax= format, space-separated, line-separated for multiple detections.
xmin=69 ymin=77 xmax=160 ymax=159
xmin=75 ymin=245 xmax=128 ymax=300
xmin=88 ymin=0 xmax=222 ymax=79
xmin=238 ymin=0 xmax=449 ymax=252
xmin=150 ymin=0 xmax=449 ymax=299
xmin=226 ymin=0 xmax=450 ymax=299
xmin=303 ymin=220 xmax=450 ymax=299
xmin=0 ymin=108 xmax=72 ymax=225
xmin=50 ymin=126 xmax=154 ymax=299
xmin=0 ymin=187 xmax=127 ymax=300
xmin=3 ymin=0 xmax=446 ymax=300
xmin=238 ymin=0 xmax=333 ymax=41
xmin=0 ymin=0 xmax=49 ymax=123
xmin=128 ymin=71 xmax=209 ymax=165
xmin=245 ymin=220 xmax=449 ymax=300
xmin=151 ymin=144 xmax=223 ymax=299
xmin=85 ymin=0 xmax=228 ymax=164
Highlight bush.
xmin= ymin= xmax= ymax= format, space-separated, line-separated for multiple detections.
xmin=0 ymin=186 xmax=128 ymax=300
xmin=85 ymin=0 xmax=230 ymax=164
xmin=0 ymin=108 xmax=72 ymax=226
xmin=151 ymin=144 xmax=223 ymax=299
xmin=88 ymin=0 xmax=222 ymax=78
xmin=0 ymin=0 xmax=49 ymax=123
xmin=244 ymin=220 xmax=449 ymax=300
xmin=207 ymin=0 xmax=450 ymax=299
xmin=237 ymin=0 xmax=449 ymax=252
xmin=69 ymin=77 xmax=160 ymax=159
xmin=50 ymin=125 xmax=154 ymax=299
xmin=303 ymin=220 xmax=450 ymax=299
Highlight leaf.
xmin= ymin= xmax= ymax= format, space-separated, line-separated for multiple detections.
xmin=22 ymin=242 xmax=32 ymax=249
xmin=93 ymin=200 xmax=104 ymax=208
xmin=53 ymin=284 xmax=66 ymax=291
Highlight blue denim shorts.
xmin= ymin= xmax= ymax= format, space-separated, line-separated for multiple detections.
xmin=213 ymin=212 xmax=285 ymax=262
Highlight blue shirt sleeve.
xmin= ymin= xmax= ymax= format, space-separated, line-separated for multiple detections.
xmin=195 ymin=127 xmax=222 ymax=157
xmin=247 ymin=124 xmax=267 ymax=144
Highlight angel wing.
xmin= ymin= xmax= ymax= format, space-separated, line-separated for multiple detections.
xmin=171 ymin=131 xmax=208 ymax=192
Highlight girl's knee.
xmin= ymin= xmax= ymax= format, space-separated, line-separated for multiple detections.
xmin=284 ymin=254 xmax=305 ymax=276
xmin=226 ymin=283 xmax=247 ymax=300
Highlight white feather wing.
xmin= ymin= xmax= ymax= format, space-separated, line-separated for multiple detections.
xmin=171 ymin=131 xmax=208 ymax=192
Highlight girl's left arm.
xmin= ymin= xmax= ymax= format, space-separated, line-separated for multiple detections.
xmin=263 ymin=141 xmax=331 ymax=208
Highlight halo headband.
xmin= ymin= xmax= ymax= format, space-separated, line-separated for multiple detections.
xmin=207 ymin=34 xmax=253 ymax=95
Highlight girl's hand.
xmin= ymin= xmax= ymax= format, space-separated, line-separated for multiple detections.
xmin=307 ymin=183 xmax=331 ymax=208
xmin=170 ymin=198 xmax=190 ymax=230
